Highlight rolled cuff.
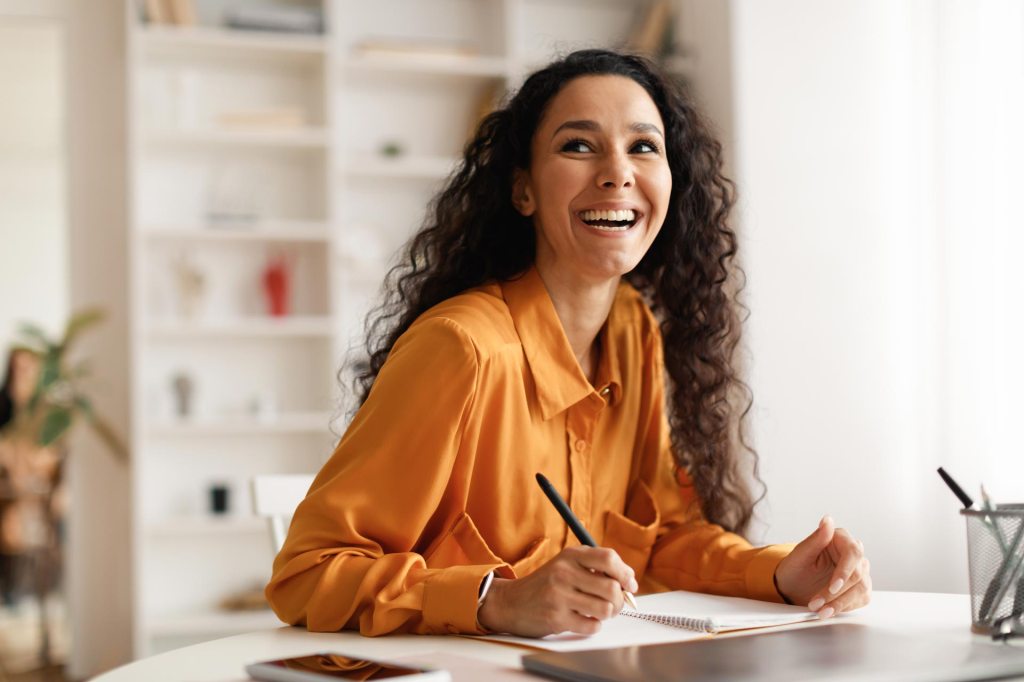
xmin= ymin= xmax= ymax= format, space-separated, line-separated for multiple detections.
xmin=421 ymin=563 xmax=508 ymax=634
xmin=744 ymin=543 xmax=796 ymax=603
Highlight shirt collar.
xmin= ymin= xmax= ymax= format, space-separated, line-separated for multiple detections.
xmin=501 ymin=267 xmax=625 ymax=420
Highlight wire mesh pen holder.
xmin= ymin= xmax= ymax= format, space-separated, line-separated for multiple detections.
xmin=962 ymin=505 xmax=1024 ymax=635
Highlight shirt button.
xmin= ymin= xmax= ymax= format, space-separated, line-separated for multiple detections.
xmin=600 ymin=386 xmax=611 ymax=397
xmin=575 ymin=439 xmax=586 ymax=452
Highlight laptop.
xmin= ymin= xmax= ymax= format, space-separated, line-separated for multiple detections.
xmin=521 ymin=623 xmax=1024 ymax=682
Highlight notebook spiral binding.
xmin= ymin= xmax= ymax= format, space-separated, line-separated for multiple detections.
xmin=623 ymin=609 xmax=719 ymax=634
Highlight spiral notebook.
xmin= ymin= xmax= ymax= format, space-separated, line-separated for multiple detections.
xmin=477 ymin=590 xmax=819 ymax=652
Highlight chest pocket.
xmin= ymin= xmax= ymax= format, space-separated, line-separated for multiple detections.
xmin=602 ymin=480 xmax=660 ymax=582
xmin=422 ymin=512 xmax=550 ymax=579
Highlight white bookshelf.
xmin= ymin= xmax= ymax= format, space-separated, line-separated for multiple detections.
xmin=126 ymin=0 xmax=695 ymax=659
xmin=126 ymin=0 xmax=340 ymax=658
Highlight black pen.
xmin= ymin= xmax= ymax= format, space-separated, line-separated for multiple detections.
xmin=535 ymin=472 xmax=640 ymax=611
xmin=937 ymin=467 xmax=974 ymax=509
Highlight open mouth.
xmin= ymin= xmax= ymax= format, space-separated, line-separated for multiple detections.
xmin=578 ymin=208 xmax=641 ymax=232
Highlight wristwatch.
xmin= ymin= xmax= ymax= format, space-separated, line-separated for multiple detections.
xmin=477 ymin=570 xmax=495 ymax=605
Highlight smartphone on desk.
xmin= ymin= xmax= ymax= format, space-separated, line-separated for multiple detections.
xmin=246 ymin=652 xmax=451 ymax=682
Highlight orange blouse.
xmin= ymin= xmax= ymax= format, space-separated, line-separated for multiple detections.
xmin=266 ymin=267 xmax=793 ymax=636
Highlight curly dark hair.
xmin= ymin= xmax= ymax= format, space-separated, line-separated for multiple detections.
xmin=349 ymin=49 xmax=763 ymax=536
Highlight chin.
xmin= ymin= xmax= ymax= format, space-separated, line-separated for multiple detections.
xmin=582 ymin=255 xmax=643 ymax=282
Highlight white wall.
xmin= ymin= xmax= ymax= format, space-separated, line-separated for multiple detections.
xmin=0 ymin=19 xmax=68 ymax=345
xmin=729 ymin=0 xmax=1023 ymax=594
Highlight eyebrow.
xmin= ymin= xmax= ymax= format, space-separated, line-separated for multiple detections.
xmin=552 ymin=119 xmax=664 ymax=139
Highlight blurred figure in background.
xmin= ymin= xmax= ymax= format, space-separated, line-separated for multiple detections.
xmin=0 ymin=348 xmax=64 ymax=607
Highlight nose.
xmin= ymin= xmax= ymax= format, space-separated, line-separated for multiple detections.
xmin=597 ymin=150 xmax=634 ymax=189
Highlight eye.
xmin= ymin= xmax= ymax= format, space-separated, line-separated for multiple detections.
xmin=560 ymin=137 xmax=594 ymax=153
xmin=631 ymin=137 xmax=661 ymax=154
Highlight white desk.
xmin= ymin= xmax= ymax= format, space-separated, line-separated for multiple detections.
xmin=94 ymin=592 xmax=1022 ymax=682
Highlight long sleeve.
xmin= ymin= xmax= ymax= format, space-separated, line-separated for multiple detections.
xmin=636 ymin=320 xmax=794 ymax=602
xmin=265 ymin=317 xmax=506 ymax=635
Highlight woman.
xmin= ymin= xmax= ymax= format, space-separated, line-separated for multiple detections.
xmin=0 ymin=347 xmax=62 ymax=604
xmin=266 ymin=50 xmax=871 ymax=637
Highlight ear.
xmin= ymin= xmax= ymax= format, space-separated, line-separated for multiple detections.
xmin=511 ymin=168 xmax=536 ymax=217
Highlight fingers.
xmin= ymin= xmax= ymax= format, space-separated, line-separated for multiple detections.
xmin=825 ymin=529 xmax=864 ymax=596
xmin=572 ymin=546 xmax=639 ymax=593
xmin=808 ymin=539 xmax=872 ymax=618
xmin=816 ymin=562 xmax=872 ymax=618
xmin=567 ymin=573 xmax=624 ymax=620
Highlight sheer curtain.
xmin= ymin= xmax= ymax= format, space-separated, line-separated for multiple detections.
xmin=937 ymin=0 xmax=1024 ymax=500
xmin=733 ymin=0 xmax=1024 ymax=593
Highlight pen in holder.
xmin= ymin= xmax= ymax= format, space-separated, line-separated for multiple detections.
xmin=962 ymin=504 xmax=1024 ymax=634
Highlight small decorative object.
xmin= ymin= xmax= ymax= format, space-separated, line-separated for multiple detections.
xmin=171 ymin=251 xmax=206 ymax=318
xmin=209 ymin=483 xmax=230 ymax=515
xmin=379 ymin=140 xmax=405 ymax=158
xmin=170 ymin=371 xmax=194 ymax=418
xmin=262 ymin=252 xmax=291 ymax=317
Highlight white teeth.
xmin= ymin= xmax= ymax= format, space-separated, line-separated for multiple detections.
xmin=580 ymin=209 xmax=637 ymax=222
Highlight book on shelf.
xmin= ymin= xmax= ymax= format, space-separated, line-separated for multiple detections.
xmin=353 ymin=37 xmax=481 ymax=60
xmin=145 ymin=0 xmax=196 ymax=26
xmin=166 ymin=0 xmax=196 ymax=27
xmin=216 ymin=108 xmax=307 ymax=130
xmin=626 ymin=0 xmax=673 ymax=57
xmin=224 ymin=5 xmax=324 ymax=35
xmin=144 ymin=0 xmax=169 ymax=24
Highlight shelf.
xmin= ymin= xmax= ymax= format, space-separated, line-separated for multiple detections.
xmin=146 ymin=316 xmax=334 ymax=339
xmin=144 ymin=608 xmax=282 ymax=638
xmin=144 ymin=127 xmax=329 ymax=150
xmin=147 ymin=412 xmax=333 ymax=436
xmin=145 ymin=516 xmax=267 ymax=537
xmin=341 ymin=155 xmax=459 ymax=181
xmin=139 ymin=25 xmax=327 ymax=65
xmin=141 ymin=222 xmax=331 ymax=244
xmin=340 ymin=54 xmax=508 ymax=79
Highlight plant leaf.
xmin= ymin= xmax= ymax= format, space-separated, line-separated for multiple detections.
xmin=38 ymin=353 xmax=61 ymax=391
xmin=38 ymin=408 xmax=73 ymax=447
xmin=61 ymin=308 xmax=105 ymax=349
xmin=18 ymin=323 xmax=53 ymax=352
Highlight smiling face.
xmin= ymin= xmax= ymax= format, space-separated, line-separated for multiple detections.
xmin=513 ymin=74 xmax=672 ymax=286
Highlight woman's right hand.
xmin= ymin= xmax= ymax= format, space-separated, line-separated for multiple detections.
xmin=477 ymin=546 xmax=638 ymax=637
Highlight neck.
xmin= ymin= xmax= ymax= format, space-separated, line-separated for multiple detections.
xmin=534 ymin=262 xmax=619 ymax=384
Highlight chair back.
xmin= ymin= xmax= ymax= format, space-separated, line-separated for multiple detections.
xmin=251 ymin=474 xmax=315 ymax=554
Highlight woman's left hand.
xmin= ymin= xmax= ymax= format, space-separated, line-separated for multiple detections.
xmin=773 ymin=516 xmax=871 ymax=618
